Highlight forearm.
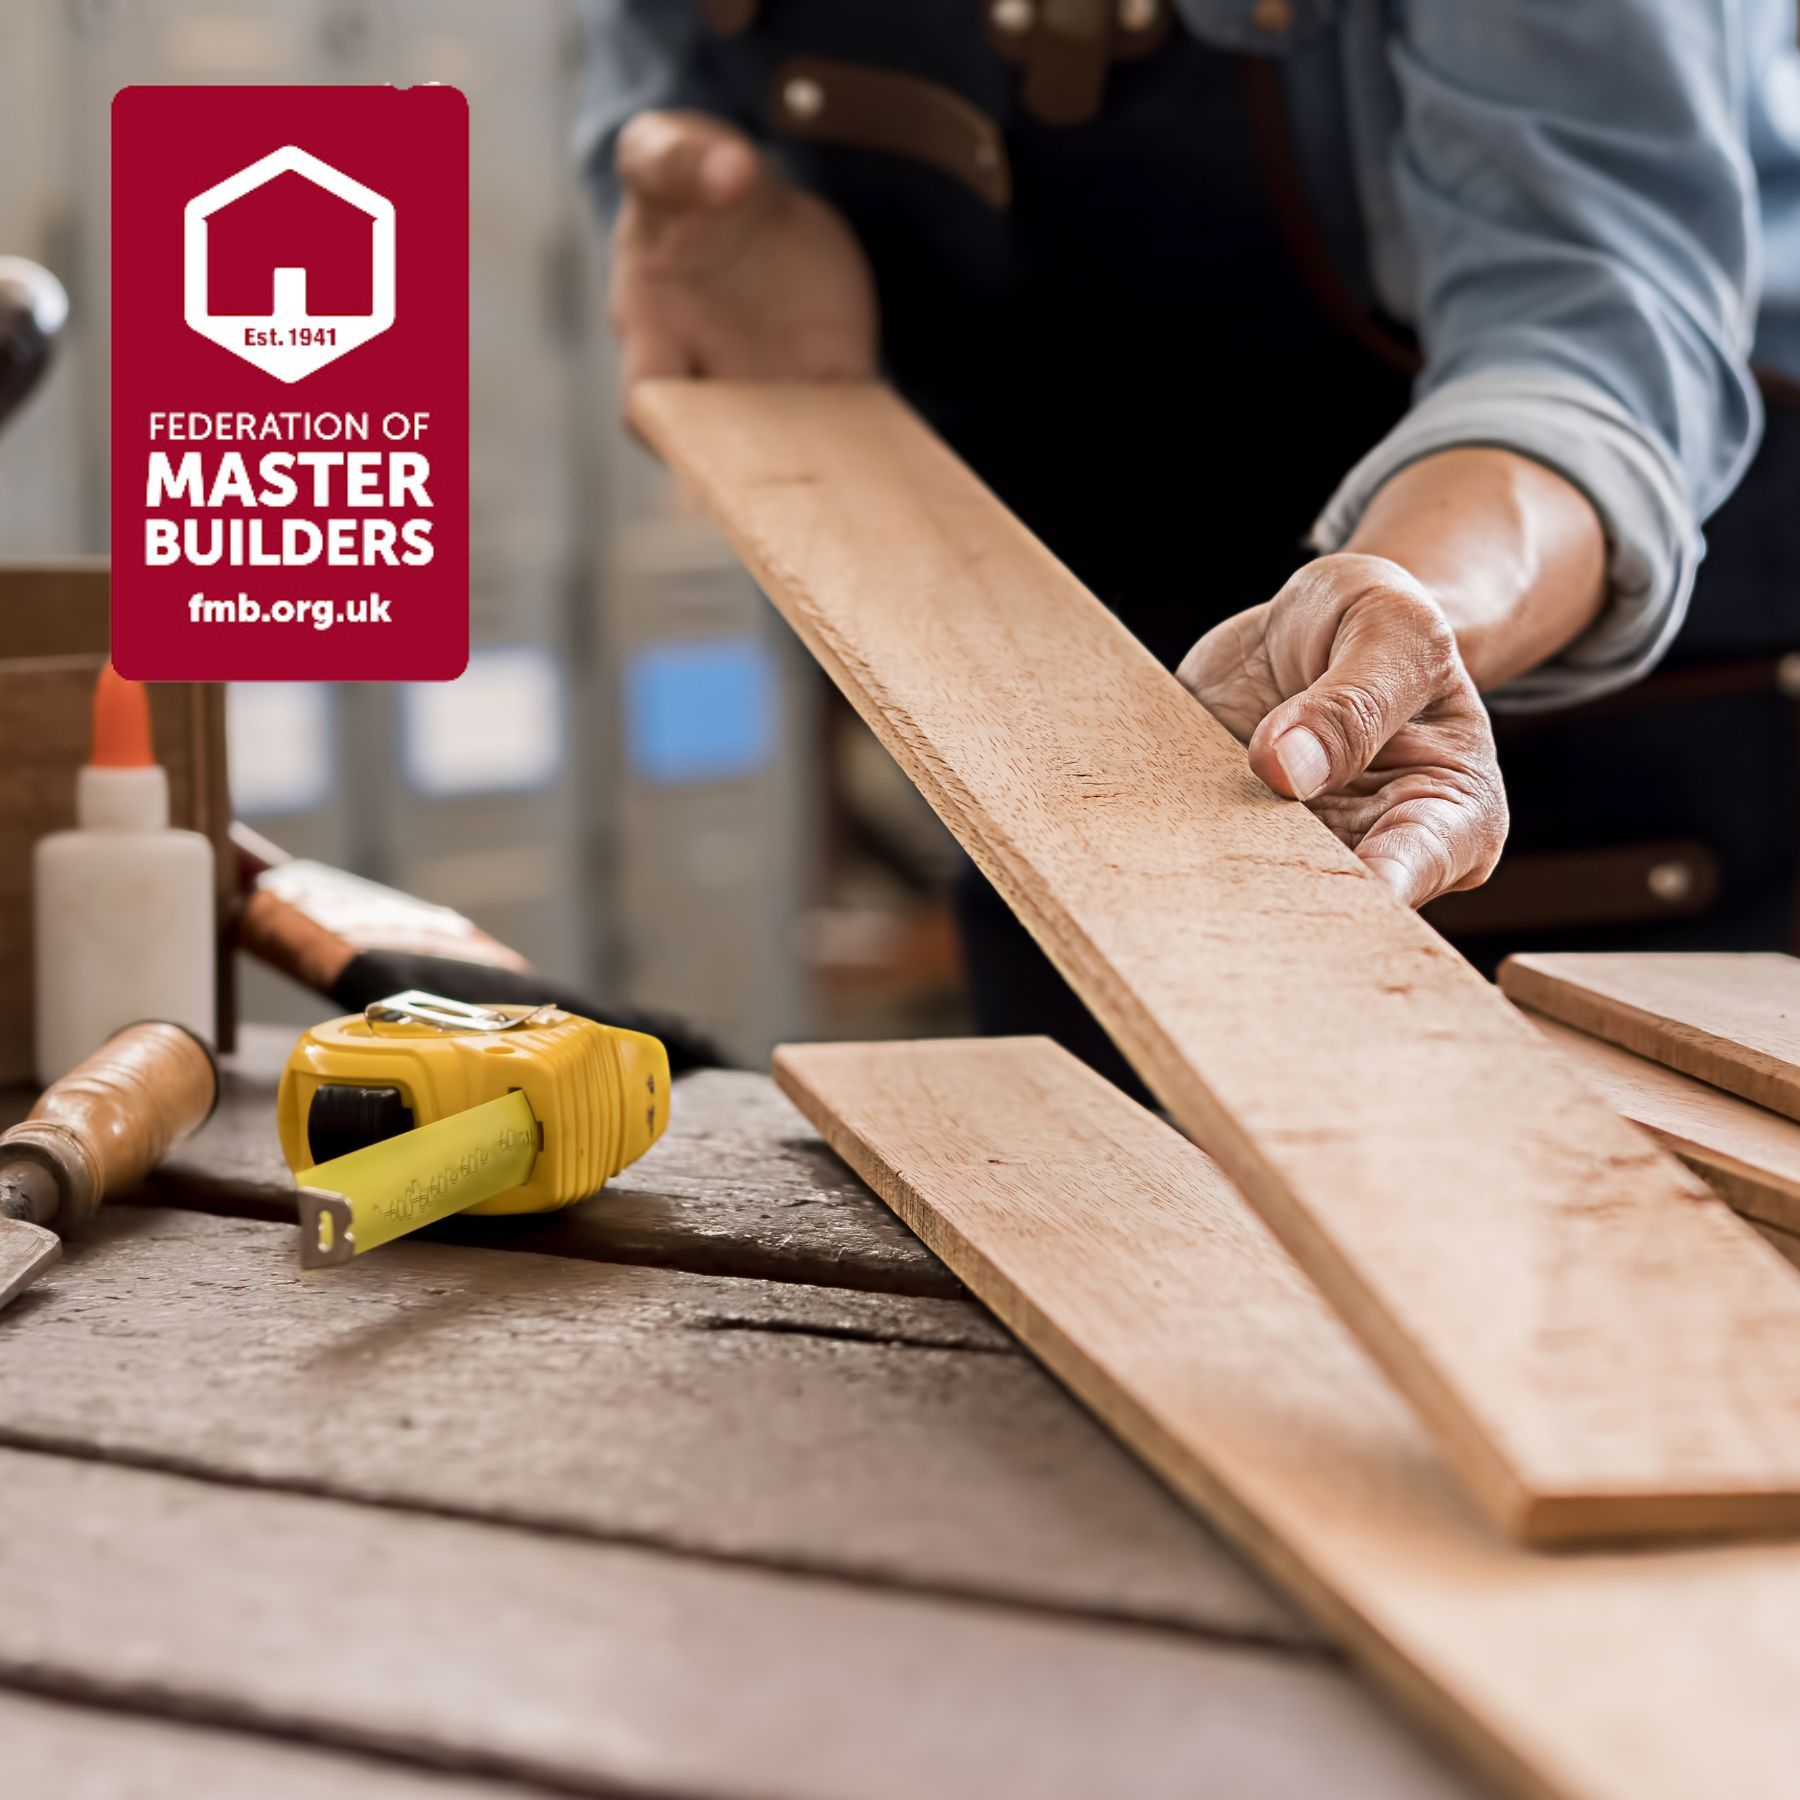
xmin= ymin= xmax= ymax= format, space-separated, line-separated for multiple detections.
xmin=1342 ymin=448 xmax=1607 ymax=692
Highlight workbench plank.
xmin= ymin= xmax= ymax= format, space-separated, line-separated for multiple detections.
xmin=1531 ymin=1012 xmax=1800 ymax=1235
xmin=777 ymin=1035 xmax=1800 ymax=1800
xmin=635 ymin=377 xmax=1800 ymax=1546
xmin=110 ymin=1028 xmax=959 ymax=1298
xmin=1502 ymin=952 xmax=1800 ymax=1123
xmin=0 ymin=1205 xmax=1304 ymax=1646
xmin=0 ymin=1451 xmax=1473 ymax=1800
xmin=0 ymin=1691 xmax=555 ymax=1800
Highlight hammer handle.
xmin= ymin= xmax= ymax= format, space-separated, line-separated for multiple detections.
xmin=0 ymin=1024 xmax=217 ymax=1229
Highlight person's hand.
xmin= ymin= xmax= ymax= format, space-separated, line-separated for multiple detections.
xmin=610 ymin=111 xmax=878 ymax=398
xmin=1176 ymin=553 xmax=1507 ymax=908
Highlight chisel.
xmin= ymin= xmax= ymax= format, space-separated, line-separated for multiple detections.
xmin=0 ymin=1022 xmax=218 ymax=1310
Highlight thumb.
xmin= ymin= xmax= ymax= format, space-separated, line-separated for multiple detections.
xmin=1247 ymin=581 xmax=1459 ymax=801
xmin=616 ymin=110 xmax=763 ymax=215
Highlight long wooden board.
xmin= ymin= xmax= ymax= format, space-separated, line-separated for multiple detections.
xmin=636 ymin=378 xmax=1800 ymax=1544
xmin=0 ymin=1205 xmax=1301 ymax=1645
xmin=1530 ymin=1012 xmax=1800 ymax=1235
xmin=0 ymin=1449 xmax=1470 ymax=1800
xmin=776 ymin=1035 xmax=1800 ymax=1800
xmin=1502 ymin=952 xmax=1800 ymax=1122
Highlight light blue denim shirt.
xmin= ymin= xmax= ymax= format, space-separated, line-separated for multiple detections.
xmin=581 ymin=1 xmax=1800 ymax=707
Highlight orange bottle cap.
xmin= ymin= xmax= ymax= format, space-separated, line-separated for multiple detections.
xmin=91 ymin=664 xmax=156 ymax=769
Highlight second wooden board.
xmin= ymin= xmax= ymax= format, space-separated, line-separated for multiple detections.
xmin=1502 ymin=952 xmax=1800 ymax=1122
xmin=637 ymin=379 xmax=1800 ymax=1544
xmin=777 ymin=1035 xmax=1800 ymax=1800
xmin=1529 ymin=1012 xmax=1800 ymax=1236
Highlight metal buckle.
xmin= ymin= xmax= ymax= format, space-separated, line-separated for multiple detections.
xmin=363 ymin=990 xmax=547 ymax=1034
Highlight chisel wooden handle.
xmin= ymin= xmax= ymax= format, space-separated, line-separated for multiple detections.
xmin=0 ymin=1023 xmax=217 ymax=1230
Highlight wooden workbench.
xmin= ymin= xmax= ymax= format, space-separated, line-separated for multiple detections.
xmin=0 ymin=1028 xmax=1477 ymax=1799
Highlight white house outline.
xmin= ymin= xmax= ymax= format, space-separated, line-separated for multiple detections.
xmin=184 ymin=144 xmax=395 ymax=384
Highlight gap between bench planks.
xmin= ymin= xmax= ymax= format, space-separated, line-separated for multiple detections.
xmin=1502 ymin=952 xmax=1800 ymax=1122
xmin=0 ymin=1448 xmax=1471 ymax=1800
xmin=635 ymin=377 xmax=1800 ymax=1545
xmin=0 ymin=1689 xmax=558 ymax=1800
xmin=0 ymin=1203 xmax=1303 ymax=1646
xmin=777 ymin=1035 xmax=1800 ymax=1800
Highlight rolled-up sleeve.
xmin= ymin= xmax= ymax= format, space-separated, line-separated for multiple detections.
xmin=1310 ymin=2 xmax=1762 ymax=708
xmin=576 ymin=1 xmax=715 ymax=225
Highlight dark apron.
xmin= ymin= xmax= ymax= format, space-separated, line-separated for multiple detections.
xmin=694 ymin=1 xmax=1800 ymax=1095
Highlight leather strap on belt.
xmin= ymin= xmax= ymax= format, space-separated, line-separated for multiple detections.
xmin=1424 ymin=840 xmax=1721 ymax=939
xmin=770 ymin=57 xmax=1012 ymax=208
xmin=703 ymin=0 xmax=760 ymax=33
xmin=987 ymin=0 xmax=1172 ymax=125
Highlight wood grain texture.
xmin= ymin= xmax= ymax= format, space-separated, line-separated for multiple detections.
xmin=1530 ymin=1012 xmax=1800 ymax=1235
xmin=1502 ymin=952 xmax=1800 ymax=1123
xmin=91 ymin=1028 xmax=961 ymax=1299
xmin=636 ymin=378 xmax=1800 ymax=1544
xmin=0 ymin=1451 xmax=1473 ymax=1800
xmin=777 ymin=1035 xmax=1800 ymax=1800
xmin=0 ymin=1204 xmax=1303 ymax=1645
xmin=0 ymin=1692 xmax=553 ymax=1800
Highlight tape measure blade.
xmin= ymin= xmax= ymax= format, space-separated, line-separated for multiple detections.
xmin=299 ymin=1089 xmax=539 ymax=1259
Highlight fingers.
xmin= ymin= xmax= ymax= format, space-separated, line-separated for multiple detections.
xmin=1245 ymin=559 xmax=1461 ymax=802
xmin=1174 ymin=606 xmax=1277 ymax=743
xmin=617 ymin=312 xmax=693 ymax=391
xmin=1177 ymin=554 xmax=1508 ymax=908
xmin=610 ymin=113 xmax=762 ymax=417
xmin=616 ymin=111 xmax=762 ymax=216
xmin=1354 ymin=771 xmax=1508 ymax=908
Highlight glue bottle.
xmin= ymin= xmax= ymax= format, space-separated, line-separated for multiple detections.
xmin=33 ymin=666 xmax=216 ymax=1083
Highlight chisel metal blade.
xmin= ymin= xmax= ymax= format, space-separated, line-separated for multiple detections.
xmin=0 ymin=1217 xmax=60 ymax=1311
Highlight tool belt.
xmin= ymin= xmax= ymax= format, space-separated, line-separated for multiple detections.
xmin=709 ymin=0 xmax=1183 ymax=205
xmin=1424 ymin=652 xmax=1800 ymax=956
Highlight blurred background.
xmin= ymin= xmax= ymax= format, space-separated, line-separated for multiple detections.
xmin=0 ymin=0 xmax=970 ymax=1063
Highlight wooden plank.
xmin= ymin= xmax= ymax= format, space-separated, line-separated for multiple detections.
xmin=635 ymin=377 xmax=1800 ymax=1545
xmin=1501 ymin=952 xmax=1800 ymax=1123
xmin=1529 ymin=1012 xmax=1800 ymax=1235
xmin=0 ymin=1691 xmax=554 ymax=1800
xmin=67 ymin=1027 xmax=960 ymax=1299
xmin=0 ymin=1205 xmax=1305 ymax=1646
xmin=776 ymin=1035 xmax=1800 ymax=1800
xmin=1754 ymin=1216 xmax=1800 ymax=1272
xmin=0 ymin=1449 xmax=1475 ymax=1800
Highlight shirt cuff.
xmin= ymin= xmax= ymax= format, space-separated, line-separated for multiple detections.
xmin=1308 ymin=367 xmax=1701 ymax=712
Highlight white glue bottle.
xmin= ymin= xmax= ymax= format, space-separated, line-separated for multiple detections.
xmin=33 ymin=665 xmax=216 ymax=1084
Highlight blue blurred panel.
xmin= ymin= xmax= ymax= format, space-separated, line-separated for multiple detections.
xmin=625 ymin=635 xmax=776 ymax=785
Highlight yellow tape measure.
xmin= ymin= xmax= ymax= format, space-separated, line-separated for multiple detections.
xmin=279 ymin=991 xmax=670 ymax=1269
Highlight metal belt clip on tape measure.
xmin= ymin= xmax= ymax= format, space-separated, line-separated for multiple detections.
xmin=278 ymin=991 xmax=671 ymax=1270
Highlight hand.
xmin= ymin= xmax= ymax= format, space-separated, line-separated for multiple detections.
xmin=610 ymin=111 xmax=878 ymax=398
xmin=1176 ymin=554 xmax=1507 ymax=908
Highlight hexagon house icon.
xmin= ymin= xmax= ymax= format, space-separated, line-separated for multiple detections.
xmin=184 ymin=144 xmax=395 ymax=383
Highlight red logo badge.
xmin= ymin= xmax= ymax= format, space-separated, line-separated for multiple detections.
xmin=111 ymin=86 xmax=468 ymax=681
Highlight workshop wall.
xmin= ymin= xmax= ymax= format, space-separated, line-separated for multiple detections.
xmin=0 ymin=0 xmax=817 ymax=1063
